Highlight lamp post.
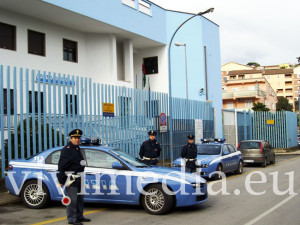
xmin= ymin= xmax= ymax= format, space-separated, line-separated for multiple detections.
xmin=174 ymin=42 xmax=188 ymax=99
xmin=168 ymin=8 xmax=214 ymax=164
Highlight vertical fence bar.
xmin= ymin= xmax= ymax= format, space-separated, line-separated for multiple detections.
xmin=25 ymin=69 xmax=30 ymax=157
xmin=43 ymin=72 xmax=47 ymax=151
xmin=31 ymin=70 xmax=36 ymax=155
xmin=48 ymin=72 xmax=52 ymax=149
xmin=0 ymin=65 xmax=5 ymax=177
xmin=62 ymin=74 xmax=67 ymax=145
xmin=13 ymin=67 xmax=18 ymax=158
xmin=72 ymin=76 xmax=76 ymax=130
xmin=76 ymin=76 xmax=79 ymax=130
xmin=19 ymin=68 xmax=24 ymax=158
xmin=53 ymin=73 xmax=57 ymax=147
xmin=89 ymin=78 xmax=92 ymax=137
xmin=58 ymin=74 xmax=62 ymax=146
xmin=67 ymin=75 xmax=71 ymax=136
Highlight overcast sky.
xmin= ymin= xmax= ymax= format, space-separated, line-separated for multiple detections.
xmin=150 ymin=0 xmax=300 ymax=66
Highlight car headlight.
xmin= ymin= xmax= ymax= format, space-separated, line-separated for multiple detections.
xmin=191 ymin=183 xmax=204 ymax=189
xmin=172 ymin=164 xmax=182 ymax=167
xmin=198 ymin=164 xmax=209 ymax=168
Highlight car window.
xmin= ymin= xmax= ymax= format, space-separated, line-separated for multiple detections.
xmin=228 ymin=145 xmax=236 ymax=153
xmin=239 ymin=142 xmax=261 ymax=149
xmin=45 ymin=150 xmax=61 ymax=164
xmin=222 ymin=145 xmax=230 ymax=155
xmin=197 ymin=145 xmax=221 ymax=155
xmin=84 ymin=149 xmax=119 ymax=168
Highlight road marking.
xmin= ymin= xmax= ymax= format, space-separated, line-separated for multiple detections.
xmin=30 ymin=208 xmax=105 ymax=225
xmin=244 ymin=193 xmax=298 ymax=225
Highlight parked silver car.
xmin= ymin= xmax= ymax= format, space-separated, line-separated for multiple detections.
xmin=237 ymin=140 xmax=275 ymax=167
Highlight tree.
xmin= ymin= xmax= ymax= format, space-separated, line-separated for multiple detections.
xmin=276 ymin=96 xmax=293 ymax=111
xmin=252 ymin=102 xmax=270 ymax=111
xmin=247 ymin=62 xmax=260 ymax=67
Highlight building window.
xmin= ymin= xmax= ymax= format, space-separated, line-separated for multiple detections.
xmin=29 ymin=91 xmax=44 ymax=114
xmin=66 ymin=94 xmax=77 ymax=115
xmin=245 ymin=100 xmax=252 ymax=109
xmin=63 ymin=39 xmax=77 ymax=62
xmin=28 ymin=30 xmax=45 ymax=56
xmin=139 ymin=0 xmax=151 ymax=15
xmin=0 ymin=22 xmax=16 ymax=51
xmin=239 ymin=75 xmax=245 ymax=79
xmin=3 ymin=89 xmax=14 ymax=114
xmin=122 ymin=0 xmax=136 ymax=8
xmin=143 ymin=56 xmax=158 ymax=75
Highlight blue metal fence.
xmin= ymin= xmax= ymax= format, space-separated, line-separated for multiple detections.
xmin=0 ymin=65 xmax=215 ymax=177
xmin=252 ymin=111 xmax=297 ymax=149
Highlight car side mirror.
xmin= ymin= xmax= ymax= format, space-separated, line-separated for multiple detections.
xmin=112 ymin=162 xmax=123 ymax=169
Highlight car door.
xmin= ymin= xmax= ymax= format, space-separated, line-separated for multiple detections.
xmin=43 ymin=149 xmax=62 ymax=200
xmin=82 ymin=149 xmax=132 ymax=202
xmin=227 ymin=144 xmax=239 ymax=171
xmin=221 ymin=145 xmax=232 ymax=172
xmin=264 ymin=142 xmax=272 ymax=162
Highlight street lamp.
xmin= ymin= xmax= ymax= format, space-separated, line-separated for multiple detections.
xmin=168 ymin=8 xmax=214 ymax=164
xmin=174 ymin=42 xmax=188 ymax=99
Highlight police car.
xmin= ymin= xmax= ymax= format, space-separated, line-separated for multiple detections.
xmin=172 ymin=139 xmax=243 ymax=179
xmin=5 ymin=142 xmax=207 ymax=215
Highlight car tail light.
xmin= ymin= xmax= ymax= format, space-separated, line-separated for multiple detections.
xmin=260 ymin=142 xmax=263 ymax=154
xmin=237 ymin=142 xmax=241 ymax=150
xmin=8 ymin=165 xmax=13 ymax=170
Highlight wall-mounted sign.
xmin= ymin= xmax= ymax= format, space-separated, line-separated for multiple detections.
xmin=267 ymin=119 xmax=274 ymax=126
xmin=36 ymin=73 xmax=75 ymax=86
xmin=195 ymin=119 xmax=203 ymax=144
xmin=103 ymin=103 xmax=114 ymax=117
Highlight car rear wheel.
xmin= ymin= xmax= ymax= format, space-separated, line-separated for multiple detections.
xmin=21 ymin=180 xmax=50 ymax=209
xmin=270 ymin=154 xmax=275 ymax=164
xmin=142 ymin=184 xmax=174 ymax=215
xmin=236 ymin=160 xmax=243 ymax=174
xmin=261 ymin=157 xmax=267 ymax=167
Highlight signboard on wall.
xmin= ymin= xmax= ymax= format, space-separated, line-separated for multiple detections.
xmin=195 ymin=119 xmax=203 ymax=144
xmin=267 ymin=119 xmax=274 ymax=126
xmin=103 ymin=103 xmax=114 ymax=117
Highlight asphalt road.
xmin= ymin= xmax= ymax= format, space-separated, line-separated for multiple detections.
xmin=0 ymin=155 xmax=299 ymax=225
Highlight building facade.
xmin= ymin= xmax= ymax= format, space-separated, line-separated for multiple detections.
xmin=221 ymin=62 xmax=300 ymax=111
xmin=0 ymin=0 xmax=223 ymax=136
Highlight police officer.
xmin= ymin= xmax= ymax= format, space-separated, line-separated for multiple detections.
xmin=181 ymin=134 xmax=197 ymax=173
xmin=57 ymin=129 xmax=91 ymax=225
xmin=139 ymin=130 xmax=161 ymax=166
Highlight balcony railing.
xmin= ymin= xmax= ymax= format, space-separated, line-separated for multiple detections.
xmin=222 ymin=89 xmax=266 ymax=99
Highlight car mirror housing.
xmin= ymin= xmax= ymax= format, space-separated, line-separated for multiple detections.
xmin=112 ymin=162 xmax=123 ymax=169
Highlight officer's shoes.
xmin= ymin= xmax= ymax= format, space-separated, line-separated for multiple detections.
xmin=68 ymin=221 xmax=83 ymax=225
xmin=78 ymin=217 xmax=91 ymax=222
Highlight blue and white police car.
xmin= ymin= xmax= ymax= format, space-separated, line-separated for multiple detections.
xmin=5 ymin=143 xmax=207 ymax=215
xmin=172 ymin=139 xmax=243 ymax=179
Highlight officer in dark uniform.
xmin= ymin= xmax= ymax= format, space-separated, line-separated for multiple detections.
xmin=57 ymin=129 xmax=91 ymax=225
xmin=139 ymin=130 xmax=161 ymax=166
xmin=181 ymin=134 xmax=198 ymax=173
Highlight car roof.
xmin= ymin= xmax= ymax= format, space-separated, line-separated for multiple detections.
xmin=240 ymin=140 xmax=265 ymax=142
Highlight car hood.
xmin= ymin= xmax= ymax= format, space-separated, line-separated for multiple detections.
xmin=136 ymin=166 xmax=206 ymax=184
xmin=173 ymin=155 xmax=220 ymax=165
xmin=196 ymin=155 xmax=220 ymax=164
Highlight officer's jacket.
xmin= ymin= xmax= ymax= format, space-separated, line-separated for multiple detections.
xmin=139 ymin=139 xmax=161 ymax=159
xmin=57 ymin=142 xmax=85 ymax=185
xmin=181 ymin=143 xmax=197 ymax=159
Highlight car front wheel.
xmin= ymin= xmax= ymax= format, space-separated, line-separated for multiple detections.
xmin=21 ymin=180 xmax=50 ymax=209
xmin=142 ymin=184 xmax=174 ymax=215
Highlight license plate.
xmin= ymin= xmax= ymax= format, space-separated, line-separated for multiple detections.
xmin=196 ymin=168 xmax=202 ymax=172
xmin=244 ymin=160 xmax=254 ymax=163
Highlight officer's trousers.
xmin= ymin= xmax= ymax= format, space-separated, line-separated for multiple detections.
xmin=65 ymin=184 xmax=84 ymax=222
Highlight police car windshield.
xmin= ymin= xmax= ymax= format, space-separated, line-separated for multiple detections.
xmin=197 ymin=145 xmax=221 ymax=155
xmin=111 ymin=149 xmax=147 ymax=167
